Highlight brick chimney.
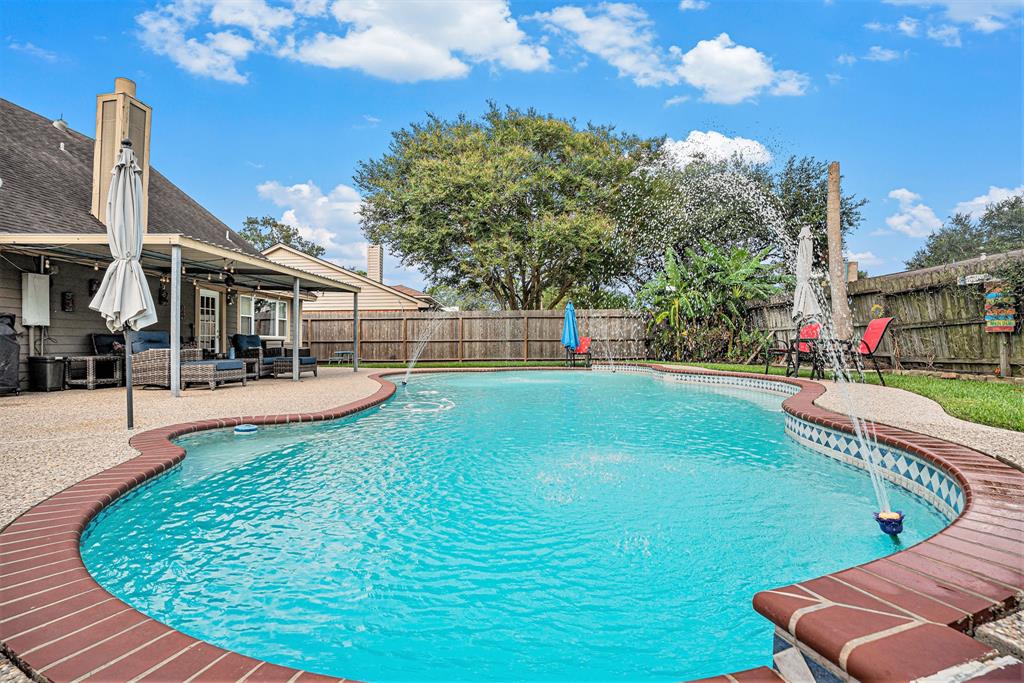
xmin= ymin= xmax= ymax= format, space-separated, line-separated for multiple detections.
xmin=367 ymin=244 xmax=383 ymax=283
xmin=91 ymin=77 xmax=152 ymax=230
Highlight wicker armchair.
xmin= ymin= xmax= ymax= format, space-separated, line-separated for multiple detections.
xmin=231 ymin=334 xmax=267 ymax=377
xmin=132 ymin=347 xmax=202 ymax=387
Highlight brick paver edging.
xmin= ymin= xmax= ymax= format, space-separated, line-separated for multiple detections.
xmin=1 ymin=367 xmax=1020 ymax=682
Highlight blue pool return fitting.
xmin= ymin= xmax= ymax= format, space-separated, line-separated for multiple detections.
xmin=234 ymin=424 xmax=258 ymax=435
xmin=874 ymin=511 xmax=905 ymax=535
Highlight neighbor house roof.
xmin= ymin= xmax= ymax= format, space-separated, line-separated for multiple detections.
xmin=262 ymin=242 xmax=432 ymax=308
xmin=0 ymin=97 xmax=260 ymax=256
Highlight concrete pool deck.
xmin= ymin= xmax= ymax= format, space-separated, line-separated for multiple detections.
xmin=0 ymin=366 xmax=1021 ymax=682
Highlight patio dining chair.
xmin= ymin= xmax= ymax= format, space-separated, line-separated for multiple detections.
xmin=849 ymin=317 xmax=895 ymax=385
xmin=569 ymin=337 xmax=592 ymax=367
xmin=764 ymin=323 xmax=822 ymax=378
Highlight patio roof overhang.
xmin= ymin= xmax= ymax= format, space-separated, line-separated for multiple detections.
xmin=0 ymin=232 xmax=360 ymax=297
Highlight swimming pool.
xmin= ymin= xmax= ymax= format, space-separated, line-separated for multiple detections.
xmin=81 ymin=371 xmax=948 ymax=681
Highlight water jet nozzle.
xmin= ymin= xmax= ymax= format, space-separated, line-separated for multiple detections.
xmin=874 ymin=511 xmax=904 ymax=535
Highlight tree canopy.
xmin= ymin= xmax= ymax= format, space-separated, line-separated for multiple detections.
xmin=356 ymin=105 xmax=656 ymax=310
xmin=906 ymin=196 xmax=1024 ymax=269
xmin=240 ymin=216 xmax=325 ymax=258
xmin=619 ymin=154 xmax=866 ymax=290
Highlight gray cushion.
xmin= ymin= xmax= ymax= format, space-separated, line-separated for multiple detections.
xmin=232 ymin=334 xmax=262 ymax=352
xmin=132 ymin=331 xmax=170 ymax=353
xmin=182 ymin=359 xmax=244 ymax=371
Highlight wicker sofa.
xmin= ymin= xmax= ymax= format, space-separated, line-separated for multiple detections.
xmin=262 ymin=343 xmax=318 ymax=378
xmin=233 ymin=335 xmax=319 ymax=379
xmin=131 ymin=332 xmax=245 ymax=390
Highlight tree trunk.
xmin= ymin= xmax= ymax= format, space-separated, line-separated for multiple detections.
xmin=827 ymin=161 xmax=854 ymax=340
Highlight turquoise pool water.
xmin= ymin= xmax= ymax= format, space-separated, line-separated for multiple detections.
xmin=81 ymin=371 xmax=947 ymax=681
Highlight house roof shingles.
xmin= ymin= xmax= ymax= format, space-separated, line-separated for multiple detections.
xmin=0 ymin=97 xmax=261 ymax=256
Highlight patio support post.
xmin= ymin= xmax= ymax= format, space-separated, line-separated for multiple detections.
xmin=170 ymin=245 xmax=181 ymax=397
xmin=292 ymin=277 xmax=300 ymax=381
xmin=353 ymin=292 xmax=359 ymax=372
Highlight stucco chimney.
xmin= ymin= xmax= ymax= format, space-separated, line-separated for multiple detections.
xmin=91 ymin=77 xmax=152 ymax=230
xmin=367 ymin=244 xmax=383 ymax=283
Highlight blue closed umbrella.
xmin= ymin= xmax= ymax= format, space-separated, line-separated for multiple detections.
xmin=561 ymin=301 xmax=580 ymax=351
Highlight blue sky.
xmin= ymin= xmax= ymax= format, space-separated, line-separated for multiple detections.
xmin=3 ymin=0 xmax=1022 ymax=288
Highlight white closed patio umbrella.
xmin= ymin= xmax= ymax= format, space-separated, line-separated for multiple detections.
xmin=89 ymin=140 xmax=157 ymax=429
xmin=792 ymin=225 xmax=822 ymax=324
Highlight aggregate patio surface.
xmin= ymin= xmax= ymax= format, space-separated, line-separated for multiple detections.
xmin=0 ymin=366 xmax=1020 ymax=681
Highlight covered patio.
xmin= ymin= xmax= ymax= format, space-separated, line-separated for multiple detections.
xmin=0 ymin=232 xmax=363 ymax=394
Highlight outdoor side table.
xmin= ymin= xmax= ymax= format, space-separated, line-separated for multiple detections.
xmin=240 ymin=357 xmax=260 ymax=380
xmin=64 ymin=354 xmax=123 ymax=390
xmin=329 ymin=350 xmax=354 ymax=366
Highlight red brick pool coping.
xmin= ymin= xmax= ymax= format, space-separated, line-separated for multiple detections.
xmin=1 ymin=366 xmax=1020 ymax=682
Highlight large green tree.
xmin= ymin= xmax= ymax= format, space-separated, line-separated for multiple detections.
xmin=906 ymin=196 xmax=1024 ymax=269
xmin=240 ymin=216 xmax=325 ymax=258
xmin=356 ymin=105 xmax=656 ymax=310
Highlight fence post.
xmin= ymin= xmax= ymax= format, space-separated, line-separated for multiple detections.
xmin=523 ymin=314 xmax=529 ymax=362
xmin=402 ymin=316 xmax=408 ymax=363
xmin=458 ymin=316 xmax=464 ymax=362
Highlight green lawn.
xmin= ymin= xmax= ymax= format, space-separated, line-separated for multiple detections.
xmin=679 ymin=362 xmax=1024 ymax=433
xmin=354 ymin=359 xmax=1022 ymax=432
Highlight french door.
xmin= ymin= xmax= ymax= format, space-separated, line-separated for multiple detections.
xmin=197 ymin=289 xmax=221 ymax=353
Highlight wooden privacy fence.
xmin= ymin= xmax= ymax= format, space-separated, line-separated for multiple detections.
xmin=302 ymin=309 xmax=649 ymax=363
xmin=747 ymin=250 xmax=1023 ymax=375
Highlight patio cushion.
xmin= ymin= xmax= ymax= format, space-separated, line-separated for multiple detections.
xmin=232 ymin=334 xmax=262 ymax=353
xmin=132 ymin=331 xmax=170 ymax=353
xmin=264 ymin=356 xmax=317 ymax=365
xmin=182 ymin=359 xmax=244 ymax=371
xmin=92 ymin=333 xmax=125 ymax=355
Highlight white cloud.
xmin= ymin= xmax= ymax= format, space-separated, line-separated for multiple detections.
xmin=7 ymin=40 xmax=58 ymax=61
xmin=663 ymin=95 xmax=690 ymax=107
xmin=533 ymin=3 xmax=676 ymax=86
xmin=837 ymin=53 xmax=857 ymax=65
xmin=952 ymin=185 xmax=1024 ymax=219
xmin=864 ymin=45 xmax=902 ymax=61
xmin=826 ymin=72 xmax=844 ymax=85
xmin=845 ymin=250 xmax=884 ymax=267
xmin=926 ymin=24 xmax=962 ymax=46
xmin=885 ymin=188 xmax=943 ymax=237
xmin=678 ymin=0 xmax=709 ymax=10
xmin=257 ymin=180 xmax=364 ymax=261
xmin=534 ymin=7 xmax=806 ymax=103
xmin=884 ymin=0 xmax=1023 ymax=33
xmin=663 ymin=130 xmax=772 ymax=168
xmin=676 ymin=33 xmax=809 ymax=103
xmin=209 ymin=0 xmax=293 ymax=42
xmin=138 ymin=0 xmax=548 ymax=84
xmin=137 ymin=2 xmax=254 ymax=83
xmin=896 ymin=16 xmax=920 ymax=35
xmin=864 ymin=21 xmax=887 ymax=31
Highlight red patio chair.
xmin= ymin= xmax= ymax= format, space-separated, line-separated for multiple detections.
xmin=852 ymin=317 xmax=895 ymax=385
xmin=764 ymin=323 xmax=821 ymax=377
xmin=571 ymin=337 xmax=592 ymax=367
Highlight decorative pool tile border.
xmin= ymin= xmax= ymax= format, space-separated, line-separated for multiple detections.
xmin=785 ymin=414 xmax=965 ymax=520
xmin=0 ymin=365 xmax=1021 ymax=683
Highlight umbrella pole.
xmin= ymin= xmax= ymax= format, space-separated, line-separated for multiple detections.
xmin=124 ymin=327 xmax=134 ymax=429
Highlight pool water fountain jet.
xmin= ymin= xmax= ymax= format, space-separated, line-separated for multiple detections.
xmin=402 ymin=312 xmax=449 ymax=386
xmin=672 ymin=166 xmax=899 ymax=534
